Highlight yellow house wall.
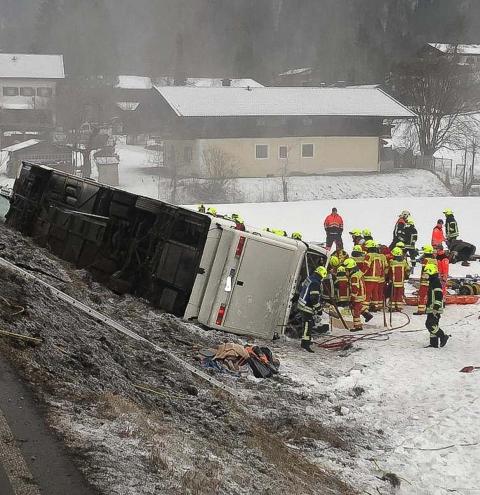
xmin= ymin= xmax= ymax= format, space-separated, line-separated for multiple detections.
xmin=164 ymin=136 xmax=380 ymax=177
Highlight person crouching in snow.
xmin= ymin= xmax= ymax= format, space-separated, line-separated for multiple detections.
xmin=387 ymin=247 xmax=409 ymax=312
xmin=424 ymin=263 xmax=449 ymax=348
xmin=297 ymin=266 xmax=328 ymax=352
xmin=343 ymin=258 xmax=373 ymax=332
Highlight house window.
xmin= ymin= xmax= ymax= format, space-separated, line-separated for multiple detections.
xmin=20 ymin=87 xmax=35 ymax=96
xmin=255 ymin=144 xmax=269 ymax=159
xmin=3 ymin=87 xmax=19 ymax=96
xmin=184 ymin=146 xmax=193 ymax=164
xmin=36 ymin=87 xmax=53 ymax=97
xmin=301 ymin=143 xmax=314 ymax=158
xmin=279 ymin=145 xmax=288 ymax=159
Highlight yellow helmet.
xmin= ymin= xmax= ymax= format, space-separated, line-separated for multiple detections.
xmin=349 ymin=228 xmax=362 ymax=237
xmin=365 ymin=239 xmax=376 ymax=249
xmin=424 ymin=263 xmax=439 ymax=276
xmin=352 ymin=245 xmax=363 ymax=253
xmin=329 ymin=255 xmax=340 ymax=267
xmin=315 ymin=266 xmax=328 ymax=278
xmin=407 ymin=217 xmax=415 ymax=225
xmin=207 ymin=207 xmax=217 ymax=216
xmin=362 ymin=229 xmax=372 ymax=237
xmin=422 ymin=245 xmax=434 ymax=254
xmin=395 ymin=241 xmax=405 ymax=249
xmin=443 ymin=209 xmax=453 ymax=216
xmin=291 ymin=231 xmax=302 ymax=240
xmin=391 ymin=247 xmax=403 ymax=257
xmin=232 ymin=213 xmax=244 ymax=223
xmin=343 ymin=258 xmax=357 ymax=270
xmin=337 ymin=265 xmax=346 ymax=274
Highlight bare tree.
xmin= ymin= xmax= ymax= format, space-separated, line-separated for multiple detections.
xmin=197 ymin=146 xmax=237 ymax=202
xmin=391 ymin=56 xmax=477 ymax=156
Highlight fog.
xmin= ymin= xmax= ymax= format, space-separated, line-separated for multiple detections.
xmin=1 ymin=0 xmax=480 ymax=83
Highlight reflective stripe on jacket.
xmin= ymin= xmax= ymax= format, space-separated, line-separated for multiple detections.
xmin=297 ymin=273 xmax=322 ymax=313
xmin=349 ymin=269 xmax=366 ymax=303
xmin=388 ymin=259 xmax=409 ymax=288
xmin=445 ymin=216 xmax=459 ymax=240
xmin=363 ymin=253 xmax=385 ymax=282
xmin=426 ymin=275 xmax=444 ymax=314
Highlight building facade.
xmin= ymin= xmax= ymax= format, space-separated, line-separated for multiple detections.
xmin=154 ymin=86 xmax=414 ymax=178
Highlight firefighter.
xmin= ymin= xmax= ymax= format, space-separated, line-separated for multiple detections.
xmin=387 ymin=247 xmax=409 ymax=311
xmin=291 ymin=231 xmax=303 ymax=240
xmin=323 ymin=207 xmax=344 ymax=252
xmin=231 ymin=213 xmax=246 ymax=231
xmin=437 ymin=248 xmax=450 ymax=295
xmin=390 ymin=210 xmax=410 ymax=249
xmin=344 ymin=258 xmax=373 ymax=331
xmin=362 ymin=240 xmax=384 ymax=311
xmin=403 ymin=217 xmax=418 ymax=271
xmin=198 ymin=204 xmax=206 ymax=213
xmin=335 ymin=265 xmax=350 ymax=307
xmin=297 ymin=266 xmax=327 ymax=352
xmin=351 ymin=245 xmax=366 ymax=271
xmin=207 ymin=207 xmax=218 ymax=217
xmin=424 ymin=263 xmax=450 ymax=348
xmin=444 ymin=209 xmax=459 ymax=244
xmin=362 ymin=229 xmax=373 ymax=243
xmin=431 ymin=219 xmax=446 ymax=249
xmin=414 ymin=245 xmax=437 ymax=315
xmin=265 ymin=227 xmax=288 ymax=237
xmin=349 ymin=229 xmax=364 ymax=248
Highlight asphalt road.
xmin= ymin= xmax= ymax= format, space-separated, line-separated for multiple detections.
xmin=0 ymin=354 xmax=97 ymax=495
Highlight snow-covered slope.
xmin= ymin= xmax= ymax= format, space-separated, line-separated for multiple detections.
xmin=116 ymin=145 xmax=452 ymax=204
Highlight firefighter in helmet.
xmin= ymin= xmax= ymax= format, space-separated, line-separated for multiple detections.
xmin=424 ymin=263 xmax=449 ymax=348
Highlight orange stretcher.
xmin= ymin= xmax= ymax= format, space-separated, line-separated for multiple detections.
xmin=405 ymin=295 xmax=480 ymax=306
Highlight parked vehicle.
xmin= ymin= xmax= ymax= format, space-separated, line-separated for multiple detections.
xmin=6 ymin=162 xmax=327 ymax=339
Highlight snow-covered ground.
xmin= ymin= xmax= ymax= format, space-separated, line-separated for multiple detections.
xmin=277 ymin=299 xmax=480 ymax=495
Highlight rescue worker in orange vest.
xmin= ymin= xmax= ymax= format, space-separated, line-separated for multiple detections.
xmin=431 ymin=219 xmax=446 ymax=249
xmin=436 ymin=248 xmax=450 ymax=296
xmin=323 ymin=207 xmax=344 ymax=251
xmin=414 ymin=245 xmax=437 ymax=315
xmin=344 ymin=258 xmax=373 ymax=331
xmin=351 ymin=245 xmax=366 ymax=272
xmin=362 ymin=240 xmax=384 ymax=311
xmin=387 ymin=247 xmax=410 ymax=311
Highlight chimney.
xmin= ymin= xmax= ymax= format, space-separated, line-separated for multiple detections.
xmin=222 ymin=78 xmax=232 ymax=87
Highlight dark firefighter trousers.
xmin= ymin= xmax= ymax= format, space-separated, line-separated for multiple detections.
xmin=300 ymin=310 xmax=314 ymax=342
xmin=425 ymin=313 xmax=441 ymax=336
xmin=326 ymin=232 xmax=343 ymax=251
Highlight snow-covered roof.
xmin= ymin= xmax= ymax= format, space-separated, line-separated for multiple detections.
xmin=1 ymin=139 xmax=41 ymax=152
xmin=0 ymin=54 xmax=64 ymax=79
xmin=116 ymin=75 xmax=152 ymax=89
xmin=154 ymin=86 xmax=415 ymax=118
xmin=428 ymin=43 xmax=480 ymax=56
xmin=116 ymin=75 xmax=263 ymax=89
xmin=278 ymin=68 xmax=313 ymax=76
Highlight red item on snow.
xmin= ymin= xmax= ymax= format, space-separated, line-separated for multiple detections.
xmin=459 ymin=366 xmax=480 ymax=373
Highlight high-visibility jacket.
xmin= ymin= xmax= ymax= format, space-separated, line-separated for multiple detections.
xmin=403 ymin=225 xmax=418 ymax=249
xmin=437 ymin=255 xmax=449 ymax=278
xmin=351 ymin=251 xmax=366 ymax=272
xmin=426 ymin=275 xmax=444 ymax=314
xmin=432 ymin=225 xmax=446 ymax=247
xmin=388 ymin=258 xmax=409 ymax=288
xmin=349 ymin=269 xmax=366 ymax=303
xmin=419 ymin=255 xmax=437 ymax=286
xmin=445 ymin=215 xmax=459 ymax=240
xmin=363 ymin=252 xmax=385 ymax=282
xmin=335 ymin=268 xmax=350 ymax=303
xmin=297 ymin=273 xmax=322 ymax=314
xmin=324 ymin=213 xmax=344 ymax=233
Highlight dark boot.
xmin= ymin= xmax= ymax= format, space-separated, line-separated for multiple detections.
xmin=426 ymin=336 xmax=439 ymax=348
xmin=413 ymin=311 xmax=425 ymax=316
xmin=362 ymin=312 xmax=373 ymax=323
xmin=461 ymin=261 xmax=470 ymax=267
xmin=438 ymin=330 xmax=450 ymax=348
xmin=301 ymin=339 xmax=314 ymax=353
xmin=350 ymin=327 xmax=363 ymax=333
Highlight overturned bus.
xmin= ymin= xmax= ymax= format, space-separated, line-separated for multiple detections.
xmin=6 ymin=162 xmax=327 ymax=339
